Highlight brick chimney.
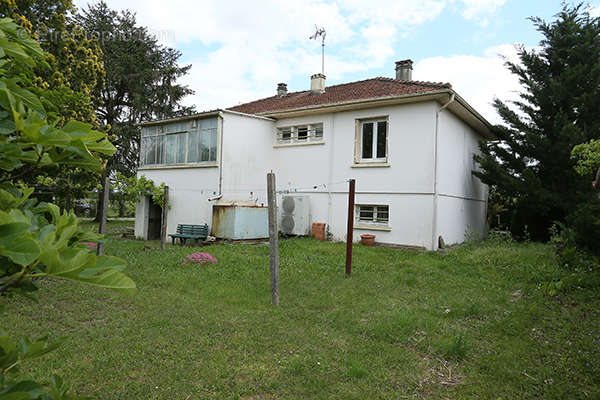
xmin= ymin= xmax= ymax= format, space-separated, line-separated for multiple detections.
xmin=395 ymin=59 xmax=413 ymax=81
xmin=277 ymin=82 xmax=287 ymax=97
xmin=310 ymin=73 xmax=326 ymax=94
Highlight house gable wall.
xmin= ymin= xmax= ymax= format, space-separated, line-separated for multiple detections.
xmin=435 ymin=108 xmax=488 ymax=246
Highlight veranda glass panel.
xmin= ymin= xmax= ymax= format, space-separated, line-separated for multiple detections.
xmin=164 ymin=121 xmax=188 ymax=134
xmin=188 ymin=128 xmax=217 ymax=162
xmin=165 ymin=133 xmax=186 ymax=164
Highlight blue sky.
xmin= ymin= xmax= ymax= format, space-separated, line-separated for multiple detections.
xmin=76 ymin=0 xmax=599 ymax=123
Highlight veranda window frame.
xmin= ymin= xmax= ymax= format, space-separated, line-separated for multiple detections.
xmin=140 ymin=117 xmax=219 ymax=168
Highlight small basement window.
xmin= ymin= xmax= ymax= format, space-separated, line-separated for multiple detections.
xmin=276 ymin=123 xmax=324 ymax=145
xmin=356 ymin=205 xmax=389 ymax=225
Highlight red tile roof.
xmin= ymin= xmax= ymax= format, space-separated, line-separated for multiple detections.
xmin=227 ymin=77 xmax=451 ymax=115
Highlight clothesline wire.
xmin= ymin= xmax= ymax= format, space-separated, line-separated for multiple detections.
xmin=165 ymin=179 xmax=352 ymax=195
xmin=29 ymin=179 xmax=354 ymax=197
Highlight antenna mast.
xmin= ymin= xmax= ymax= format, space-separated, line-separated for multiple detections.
xmin=309 ymin=25 xmax=326 ymax=75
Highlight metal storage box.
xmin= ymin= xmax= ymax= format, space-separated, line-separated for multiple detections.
xmin=211 ymin=204 xmax=269 ymax=240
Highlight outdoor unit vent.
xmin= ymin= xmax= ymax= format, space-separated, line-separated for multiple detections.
xmin=280 ymin=195 xmax=311 ymax=236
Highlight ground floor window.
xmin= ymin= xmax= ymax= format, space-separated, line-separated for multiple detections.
xmin=356 ymin=204 xmax=389 ymax=225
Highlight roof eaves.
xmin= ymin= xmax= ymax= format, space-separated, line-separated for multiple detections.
xmin=137 ymin=109 xmax=223 ymax=127
xmin=249 ymin=89 xmax=452 ymax=117
xmin=221 ymin=109 xmax=276 ymax=121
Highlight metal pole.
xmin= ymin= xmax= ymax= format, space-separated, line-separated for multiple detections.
xmin=97 ymin=176 xmax=110 ymax=256
xmin=267 ymin=172 xmax=280 ymax=306
xmin=321 ymin=40 xmax=325 ymax=75
xmin=345 ymin=179 xmax=355 ymax=276
xmin=160 ymin=186 xmax=169 ymax=250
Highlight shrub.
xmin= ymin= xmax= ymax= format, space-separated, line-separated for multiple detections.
xmin=543 ymin=222 xmax=600 ymax=296
xmin=566 ymin=200 xmax=600 ymax=256
xmin=550 ymin=222 xmax=598 ymax=271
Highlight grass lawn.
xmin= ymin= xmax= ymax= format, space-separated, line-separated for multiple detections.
xmin=4 ymin=222 xmax=600 ymax=399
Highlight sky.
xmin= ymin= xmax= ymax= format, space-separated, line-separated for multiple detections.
xmin=74 ymin=0 xmax=600 ymax=124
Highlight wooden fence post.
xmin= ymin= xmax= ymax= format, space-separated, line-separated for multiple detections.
xmin=267 ymin=172 xmax=280 ymax=306
xmin=97 ymin=176 xmax=110 ymax=256
xmin=345 ymin=179 xmax=355 ymax=276
xmin=161 ymin=186 xmax=169 ymax=250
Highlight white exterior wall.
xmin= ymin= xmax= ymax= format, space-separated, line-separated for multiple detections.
xmin=435 ymin=109 xmax=488 ymax=246
xmin=134 ymin=166 xmax=219 ymax=240
xmin=134 ymin=101 xmax=488 ymax=249
xmin=134 ymin=112 xmax=274 ymax=240
xmin=220 ymin=112 xmax=275 ymax=205
xmin=272 ymin=102 xmax=437 ymax=249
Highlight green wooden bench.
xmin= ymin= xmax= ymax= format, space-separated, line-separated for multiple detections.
xmin=168 ymin=224 xmax=209 ymax=245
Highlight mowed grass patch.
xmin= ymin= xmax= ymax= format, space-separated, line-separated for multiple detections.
xmin=3 ymin=223 xmax=600 ymax=399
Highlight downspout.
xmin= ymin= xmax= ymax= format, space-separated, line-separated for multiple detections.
xmin=432 ymin=92 xmax=455 ymax=250
xmin=208 ymin=112 xmax=225 ymax=202
xmin=327 ymin=114 xmax=335 ymax=231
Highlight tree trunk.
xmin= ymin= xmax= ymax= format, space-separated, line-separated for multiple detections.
xmin=94 ymin=187 xmax=104 ymax=222
xmin=65 ymin=193 xmax=73 ymax=213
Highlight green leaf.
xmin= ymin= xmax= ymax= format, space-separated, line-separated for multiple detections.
xmin=62 ymin=121 xmax=104 ymax=141
xmin=0 ymin=223 xmax=30 ymax=245
xmin=0 ymin=118 xmax=15 ymax=134
xmin=39 ymin=247 xmax=135 ymax=295
xmin=0 ymin=380 xmax=44 ymax=399
xmin=19 ymin=336 xmax=64 ymax=360
xmin=1 ymin=238 xmax=39 ymax=266
xmin=85 ymin=138 xmax=116 ymax=156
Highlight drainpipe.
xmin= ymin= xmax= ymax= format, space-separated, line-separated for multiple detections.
xmin=432 ymin=92 xmax=455 ymax=250
xmin=208 ymin=112 xmax=225 ymax=202
xmin=327 ymin=115 xmax=335 ymax=231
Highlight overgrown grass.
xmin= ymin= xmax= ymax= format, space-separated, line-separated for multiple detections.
xmin=4 ymin=223 xmax=600 ymax=399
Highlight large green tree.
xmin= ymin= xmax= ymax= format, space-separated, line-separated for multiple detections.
xmin=76 ymin=1 xmax=194 ymax=219
xmin=474 ymin=4 xmax=600 ymax=241
xmin=0 ymin=0 xmax=107 ymax=211
xmin=0 ymin=17 xmax=134 ymax=398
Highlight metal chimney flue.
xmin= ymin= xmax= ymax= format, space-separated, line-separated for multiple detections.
xmin=395 ymin=59 xmax=413 ymax=81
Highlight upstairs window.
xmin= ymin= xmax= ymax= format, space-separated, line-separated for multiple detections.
xmin=140 ymin=117 xmax=218 ymax=167
xmin=356 ymin=118 xmax=388 ymax=163
xmin=276 ymin=123 xmax=324 ymax=145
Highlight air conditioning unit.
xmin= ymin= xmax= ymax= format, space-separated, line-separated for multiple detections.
xmin=280 ymin=195 xmax=311 ymax=236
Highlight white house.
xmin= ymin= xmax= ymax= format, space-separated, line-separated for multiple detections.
xmin=134 ymin=60 xmax=493 ymax=250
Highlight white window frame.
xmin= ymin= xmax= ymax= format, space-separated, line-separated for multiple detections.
xmin=275 ymin=123 xmax=324 ymax=146
xmin=353 ymin=116 xmax=389 ymax=166
xmin=355 ymin=204 xmax=389 ymax=226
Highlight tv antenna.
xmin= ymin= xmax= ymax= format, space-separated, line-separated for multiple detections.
xmin=309 ymin=25 xmax=326 ymax=75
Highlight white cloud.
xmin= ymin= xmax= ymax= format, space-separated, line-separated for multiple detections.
xmin=74 ymin=0 xmax=508 ymax=111
xmin=589 ymin=5 xmax=600 ymax=17
xmin=458 ymin=0 xmax=506 ymax=19
xmin=413 ymin=44 xmax=522 ymax=124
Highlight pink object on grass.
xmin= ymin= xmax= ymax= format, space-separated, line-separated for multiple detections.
xmin=183 ymin=252 xmax=217 ymax=265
